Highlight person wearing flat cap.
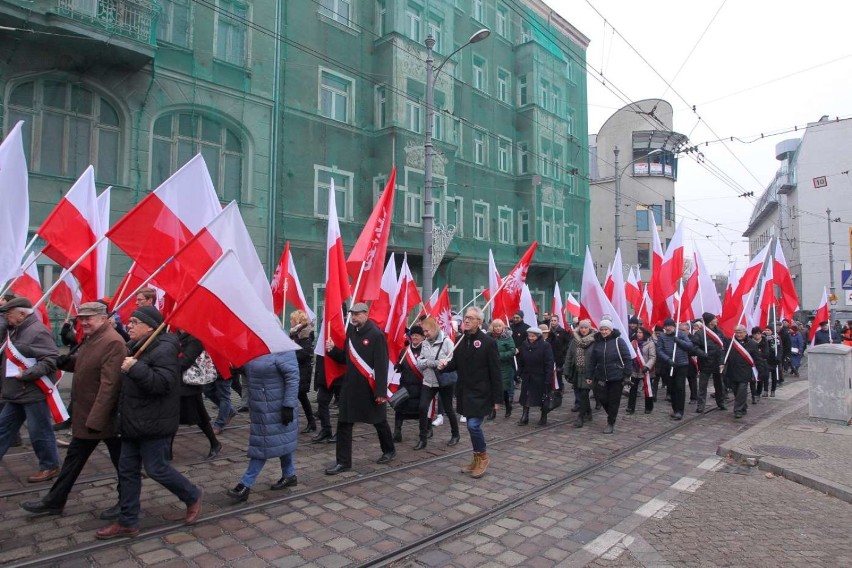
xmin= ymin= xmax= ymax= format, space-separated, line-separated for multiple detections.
xmin=324 ymin=302 xmax=396 ymax=474
xmin=22 ymin=301 xmax=126 ymax=520
xmin=0 ymin=297 xmax=61 ymax=483
xmin=96 ymin=305 xmax=203 ymax=540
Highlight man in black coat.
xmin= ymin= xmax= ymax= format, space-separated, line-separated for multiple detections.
xmin=325 ymin=303 xmax=395 ymax=475
xmin=690 ymin=313 xmax=727 ymax=413
xmin=510 ymin=310 xmax=530 ymax=349
xmin=723 ymin=324 xmax=761 ymax=419
xmin=439 ymin=306 xmax=502 ymax=479
xmin=547 ymin=315 xmax=571 ymax=384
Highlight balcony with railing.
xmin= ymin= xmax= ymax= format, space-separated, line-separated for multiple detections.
xmin=746 ymin=165 xmax=794 ymax=232
xmin=52 ymin=0 xmax=158 ymax=45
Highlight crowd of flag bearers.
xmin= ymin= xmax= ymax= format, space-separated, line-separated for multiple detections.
xmin=0 ymin=124 xmax=828 ymax=539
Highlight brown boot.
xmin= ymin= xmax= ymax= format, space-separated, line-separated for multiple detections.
xmin=470 ymin=452 xmax=489 ymax=478
xmin=460 ymin=452 xmax=479 ymax=473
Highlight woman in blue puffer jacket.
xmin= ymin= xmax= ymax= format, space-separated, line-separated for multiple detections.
xmin=226 ymin=350 xmax=300 ymax=502
xmin=589 ymin=319 xmax=632 ymax=435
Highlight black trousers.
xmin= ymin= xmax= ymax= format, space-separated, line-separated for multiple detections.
xmin=627 ymin=377 xmax=654 ymax=412
xmin=298 ymin=391 xmax=315 ymax=423
xmin=697 ymin=369 xmax=726 ymax=410
xmin=593 ymin=380 xmax=623 ymax=426
xmin=733 ymin=382 xmax=749 ymax=415
xmin=335 ymin=420 xmax=394 ymax=468
xmin=316 ymin=382 xmax=341 ymax=432
xmin=43 ymin=436 xmax=121 ymax=509
xmin=577 ymin=388 xmax=591 ymax=418
xmin=668 ymin=365 xmax=688 ymax=414
xmin=687 ymin=365 xmax=698 ymax=400
xmin=419 ymin=385 xmax=459 ymax=441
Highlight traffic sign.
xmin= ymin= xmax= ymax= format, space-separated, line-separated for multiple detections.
xmin=842 ymin=269 xmax=852 ymax=290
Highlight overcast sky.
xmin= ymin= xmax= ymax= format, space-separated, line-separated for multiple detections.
xmin=549 ymin=0 xmax=852 ymax=274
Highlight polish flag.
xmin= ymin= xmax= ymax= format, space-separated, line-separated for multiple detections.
xmin=679 ymin=262 xmax=698 ymax=322
xmin=648 ymin=221 xmax=669 ymax=327
xmin=755 ymin=260 xmax=776 ymax=329
xmin=579 ymin=247 xmax=635 ymax=357
xmin=734 ymin=241 xmax=771 ymax=300
xmin=369 ymin=254 xmax=397 ymax=330
xmin=637 ymin=287 xmax=653 ymax=326
xmin=422 ymin=286 xmax=439 ymax=318
xmin=551 ymin=282 xmax=565 ymax=328
xmin=497 ymin=242 xmax=538 ymax=320
xmin=486 ymin=249 xmax=504 ymax=319
xmin=625 ymin=268 xmax=642 ymax=311
xmin=271 ymin=241 xmax=316 ymax=322
xmin=691 ymin=248 xmax=722 ymax=317
xmin=809 ymin=288 xmax=831 ymax=346
xmin=314 ymin=180 xmax=352 ymax=386
xmin=108 ymin=262 xmax=167 ymax=324
xmin=347 ymin=167 xmax=396 ymax=302
xmin=386 ymin=254 xmax=421 ymax=366
xmin=0 ymin=121 xmax=29 ymax=289
xmin=718 ymin=260 xmax=741 ymax=336
xmin=609 ymin=249 xmax=629 ymax=326
xmin=9 ymin=253 xmax=50 ymax=327
xmin=603 ymin=263 xmax=613 ymax=301
xmin=95 ymin=188 xmax=111 ymax=300
xmin=50 ymin=272 xmax=82 ymax=314
xmin=565 ymin=292 xmax=581 ymax=320
xmin=107 ymin=154 xmax=222 ymax=276
xmin=658 ymin=222 xmax=685 ymax=299
xmin=433 ymin=285 xmax=455 ymax=342
xmin=519 ymin=285 xmax=539 ymax=329
xmin=37 ymin=166 xmax=101 ymax=302
xmin=167 ymin=250 xmax=301 ymax=374
xmin=773 ymin=240 xmax=800 ymax=320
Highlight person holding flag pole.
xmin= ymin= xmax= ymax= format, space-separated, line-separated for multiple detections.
xmin=723 ymin=324 xmax=762 ymax=420
xmin=655 ymin=286 xmax=699 ymax=421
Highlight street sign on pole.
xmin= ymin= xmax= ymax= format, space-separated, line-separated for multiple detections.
xmin=842 ymin=269 xmax=852 ymax=290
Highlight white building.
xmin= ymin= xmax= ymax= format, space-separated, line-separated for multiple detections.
xmin=589 ymin=100 xmax=687 ymax=281
xmin=744 ymin=116 xmax=852 ymax=314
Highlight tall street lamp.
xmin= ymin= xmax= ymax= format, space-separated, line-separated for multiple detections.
xmin=423 ymin=28 xmax=490 ymax=301
xmin=614 ymin=147 xmax=663 ymax=251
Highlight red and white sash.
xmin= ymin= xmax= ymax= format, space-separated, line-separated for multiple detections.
xmin=731 ymin=339 xmax=759 ymax=381
xmin=404 ymin=348 xmax=424 ymax=380
xmin=633 ymin=340 xmax=653 ymax=396
xmin=705 ymin=327 xmax=724 ymax=348
xmin=348 ymin=339 xmax=377 ymax=393
xmin=4 ymin=339 xmax=69 ymax=424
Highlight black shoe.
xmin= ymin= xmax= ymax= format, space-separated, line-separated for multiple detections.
xmin=326 ymin=434 xmax=337 ymax=444
xmin=20 ymin=500 xmax=63 ymax=516
xmin=271 ymin=476 xmax=297 ymax=490
xmin=487 ymin=409 xmax=497 ymax=420
xmin=696 ymin=407 xmax=704 ymax=414
xmin=237 ymin=405 xmax=249 ymax=413
xmin=376 ymin=451 xmax=396 ymax=464
xmin=52 ymin=419 xmax=71 ymax=432
xmin=427 ymin=426 xmax=434 ymax=439
xmin=413 ymin=440 xmax=427 ymax=450
xmin=311 ymin=430 xmax=332 ymax=443
xmin=302 ymin=421 xmax=317 ymax=434
xmin=717 ymin=404 xmax=727 ymax=411
xmin=644 ymin=409 xmax=652 ymax=414
xmin=672 ymin=412 xmax=683 ymax=421
xmin=505 ymin=403 xmax=512 ymax=418
xmin=447 ymin=435 xmax=460 ymax=447
xmin=393 ymin=429 xmax=402 ymax=443
xmin=538 ymin=413 xmax=548 ymax=426
xmin=734 ymin=412 xmax=743 ymax=419
xmin=573 ymin=419 xmax=583 ymax=428
xmin=226 ymin=483 xmax=250 ymax=502
xmin=625 ymin=409 xmax=635 ymax=415
xmin=99 ymin=503 xmax=121 ymax=521
xmin=206 ymin=443 xmax=222 ymax=460
xmin=603 ymin=424 xmax=614 ymax=434
xmin=325 ymin=463 xmax=351 ymax=475
xmin=571 ymin=404 xmax=580 ymax=412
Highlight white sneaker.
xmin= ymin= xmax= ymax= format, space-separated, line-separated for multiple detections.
xmin=432 ymin=415 xmax=444 ymax=427
xmin=459 ymin=415 xmax=467 ymax=423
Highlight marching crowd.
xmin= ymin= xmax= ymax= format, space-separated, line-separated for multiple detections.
xmin=0 ymin=288 xmax=824 ymax=539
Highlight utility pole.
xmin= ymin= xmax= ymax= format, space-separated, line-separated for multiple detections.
xmin=614 ymin=146 xmax=621 ymax=251
xmin=828 ymin=208 xmax=837 ymax=323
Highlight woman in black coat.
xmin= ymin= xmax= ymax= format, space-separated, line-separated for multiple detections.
xmin=393 ymin=325 xmax=426 ymax=445
xmin=175 ymin=331 xmax=221 ymax=460
xmin=288 ymin=310 xmax=316 ymax=433
xmin=588 ymin=319 xmax=632 ymax=434
xmin=517 ymin=325 xmax=555 ymax=426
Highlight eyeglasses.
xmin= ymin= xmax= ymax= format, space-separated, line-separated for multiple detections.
xmin=127 ymin=318 xmax=142 ymax=326
xmin=463 ymin=315 xmax=481 ymax=321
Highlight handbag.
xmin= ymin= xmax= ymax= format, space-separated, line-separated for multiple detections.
xmin=182 ymin=351 xmax=218 ymax=386
xmin=542 ymin=389 xmax=563 ymax=412
xmin=436 ymin=369 xmax=458 ymax=387
xmin=388 ymin=386 xmax=410 ymax=409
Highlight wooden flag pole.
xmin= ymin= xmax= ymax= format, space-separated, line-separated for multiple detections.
xmin=670 ymin=280 xmax=684 ymax=377
xmin=722 ymin=288 xmax=756 ymax=367
xmin=129 ymin=322 xmax=168 ymax=359
xmin=109 ymin=255 xmax=176 ymax=315
xmin=32 ymin=236 xmax=106 ymax=310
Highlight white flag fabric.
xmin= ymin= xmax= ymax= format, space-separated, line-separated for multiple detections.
xmin=0 ymin=121 xmax=30 ymax=288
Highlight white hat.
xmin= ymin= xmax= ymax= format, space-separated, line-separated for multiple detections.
xmin=599 ymin=319 xmax=614 ymax=330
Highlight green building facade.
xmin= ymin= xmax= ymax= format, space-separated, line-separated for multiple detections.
xmin=0 ymin=0 xmax=589 ymax=317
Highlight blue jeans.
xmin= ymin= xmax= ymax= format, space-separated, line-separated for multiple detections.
xmin=204 ymin=378 xmax=234 ymax=429
xmin=239 ymin=454 xmax=295 ymax=487
xmin=118 ymin=436 xmax=200 ymax=528
xmin=466 ymin=416 xmax=486 ymax=453
xmin=0 ymin=401 xmax=59 ymax=470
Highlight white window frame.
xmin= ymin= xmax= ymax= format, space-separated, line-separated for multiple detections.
xmin=517 ymin=75 xmax=527 ymax=106
xmin=427 ymin=16 xmax=443 ymax=53
xmin=472 ymin=0 xmax=484 ymax=23
xmin=473 ymin=129 xmax=486 ymax=165
xmin=313 ymin=164 xmax=354 ymax=220
xmin=496 ymin=3 xmax=509 ymax=39
xmin=374 ymin=85 xmax=387 ymax=129
xmin=568 ymin=223 xmax=579 ymax=255
xmin=318 ymin=67 xmax=354 ymax=124
xmin=498 ymin=206 xmax=513 ymax=244
xmin=405 ymin=99 xmax=422 ymax=134
xmin=552 ymin=86 xmax=561 ymax=117
xmin=449 ymin=286 xmax=464 ymax=312
xmin=497 ymin=68 xmax=511 ymax=104
xmin=312 ymin=283 xmax=325 ymax=320
xmin=472 ymin=55 xmax=486 ymax=91
xmin=446 ymin=195 xmax=463 ymax=237
xmin=518 ymin=209 xmax=530 ymax=244
xmin=214 ymin=0 xmax=250 ymax=67
xmin=540 ymin=138 xmax=552 ymax=177
xmin=539 ymin=79 xmax=549 ymax=110
xmin=375 ymin=0 xmax=386 ymax=36
xmin=158 ymin=0 xmax=192 ymax=48
xmin=473 ymin=200 xmax=490 ymax=241
xmin=567 ymin=110 xmax=575 ymax=136
xmin=553 ymin=144 xmax=562 ymax=181
xmin=405 ymin=4 xmax=422 ymax=42
xmin=498 ymin=137 xmax=511 ymax=173
xmin=319 ymin=0 xmax=352 ymax=26
xmin=517 ymin=141 xmax=528 ymax=174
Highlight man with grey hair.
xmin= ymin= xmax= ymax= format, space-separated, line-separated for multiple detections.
xmin=0 ymin=297 xmax=61 ymax=482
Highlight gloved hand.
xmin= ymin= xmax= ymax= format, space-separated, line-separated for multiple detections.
xmin=56 ymin=354 xmax=71 ymax=369
xmin=281 ymin=407 xmax=294 ymax=425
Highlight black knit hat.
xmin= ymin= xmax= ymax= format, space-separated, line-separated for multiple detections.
xmin=409 ymin=324 xmax=425 ymax=337
xmin=702 ymin=312 xmax=716 ymax=325
xmin=663 ymin=318 xmax=676 ymax=327
xmin=131 ymin=306 xmax=163 ymax=329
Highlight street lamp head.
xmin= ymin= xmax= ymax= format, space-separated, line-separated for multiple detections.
xmin=469 ymin=29 xmax=490 ymax=44
xmin=647 ymin=148 xmax=663 ymax=156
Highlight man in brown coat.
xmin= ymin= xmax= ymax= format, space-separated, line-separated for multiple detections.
xmin=21 ymin=302 xmax=125 ymax=519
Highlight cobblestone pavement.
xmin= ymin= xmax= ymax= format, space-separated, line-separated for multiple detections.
xmin=0 ymin=367 xmax=835 ymax=567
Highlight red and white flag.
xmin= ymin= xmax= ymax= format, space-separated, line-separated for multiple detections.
xmin=433 ymin=285 xmax=455 ymax=342
xmin=347 ymin=167 xmax=396 ymax=302
xmin=679 ymin=262 xmax=698 ymax=322
xmin=625 ymin=268 xmax=642 ymax=311
xmin=692 ymin=248 xmax=722 ymax=317
xmin=271 ymin=241 xmax=316 ymax=322
xmin=809 ymin=288 xmax=830 ymax=347
xmin=755 ymin=259 xmax=776 ymax=329
xmin=486 ymin=249 xmax=504 ymax=318
xmin=633 ymin=339 xmax=653 ymax=396
xmin=369 ymin=254 xmax=397 ymax=330
xmin=386 ymin=254 xmax=422 ymax=364
xmin=95 ymin=187 xmax=111 ymax=300
xmin=648 ymin=220 xmax=668 ymax=326
xmin=637 ymin=287 xmax=653 ymax=327
xmin=314 ymin=180 xmax=352 ymax=386
xmin=721 ymin=241 xmax=771 ymax=336
xmin=734 ymin=241 xmax=771 ymax=300
xmin=167 ymin=250 xmax=300 ymax=375
xmin=9 ymin=253 xmax=50 ymax=327
xmin=773 ymin=240 xmax=799 ymax=320
xmin=37 ymin=166 xmax=101 ymax=302
xmin=496 ymin=241 xmax=538 ymax=320
xmin=5 ymin=340 xmax=68 ymax=423
xmin=107 ymin=154 xmax=222 ymax=276
xmin=579 ymin=247 xmax=635 ymax=358
xmin=421 ymin=286 xmax=439 ymax=318
xmin=0 ymin=121 xmax=29 ymax=289
xmin=50 ymin=272 xmax=83 ymax=314
xmin=609 ymin=249 xmax=629 ymax=326
xmin=519 ymin=284 xmax=538 ymax=329
xmin=718 ymin=260 xmax=741 ymax=336
xmin=108 ymin=262 xmax=166 ymax=324
xmin=565 ymin=292 xmax=581 ymax=320
xmin=552 ymin=282 xmax=565 ymax=328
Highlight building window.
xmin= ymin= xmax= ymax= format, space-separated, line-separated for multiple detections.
xmin=553 ymin=144 xmax=562 ymax=181
xmin=375 ymin=85 xmax=387 ymax=129
xmin=498 ymin=206 xmax=513 ymax=244
xmin=312 ymin=283 xmax=325 ymax=319
xmin=314 ymin=165 xmax=353 ymax=219
xmin=568 ymin=223 xmax=579 ymax=255
xmin=567 ymin=110 xmax=575 ymax=136
xmin=566 ymin=169 xmax=576 ymax=194
xmin=427 ymin=16 xmax=443 ymax=53
xmin=152 ymin=112 xmax=243 ymax=201
xmin=521 ymin=21 xmax=531 ymax=43
xmin=472 ymin=0 xmax=484 ymax=22
xmin=431 ymin=111 xmax=442 ymax=140
xmin=636 ymin=208 xmax=649 ymax=231
xmin=498 ymin=138 xmax=511 ymax=173
xmin=472 ymin=55 xmax=486 ymax=91
xmin=448 ymin=286 xmax=463 ymax=311
xmin=319 ymin=0 xmax=351 ymax=26
xmin=517 ymin=75 xmax=527 ymax=105
xmin=319 ymin=69 xmax=353 ymax=123
xmin=650 ymin=204 xmax=663 ymax=226
xmin=446 ymin=196 xmax=463 ymax=236
xmin=637 ymin=243 xmax=650 ymax=269
xmin=497 ymin=68 xmax=510 ymax=103
xmin=517 ymin=141 xmax=528 ymax=173
xmin=566 ymin=57 xmax=577 ymax=83
xmin=496 ymin=3 xmax=509 ymax=39
xmin=540 ymin=138 xmax=552 ymax=177
xmin=215 ymin=1 xmax=249 ymax=66
xmin=665 ymin=199 xmax=674 ymax=221
xmin=539 ymin=79 xmax=549 ymax=110
xmin=405 ymin=100 xmax=422 ymax=133
xmin=552 ymin=86 xmax=561 ymax=116
xmin=518 ymin=210 xmax=530 ymax=244
xmin=8 ymin=79 xmax=121 ymax=184
xmin=158 ymin=0 xmax=191 ymax=48
xmin=405 ymin=3 xmax=422 ymax=42
xmin=404 ymin=183 xmax=422 ymax=226
xmin=375 ymin=0 xmax=386 ymax=36
xmin=473 ymin=201 xmax=489 ymax=240
xmin=473 ymin=130 xmax=486 ymax=165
